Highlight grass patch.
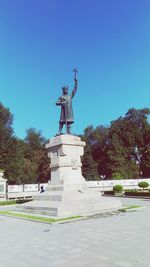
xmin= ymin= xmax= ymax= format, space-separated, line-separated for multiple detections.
xmin=0 ymin=199 xmax=32 ymax=206
xmin=0 ymin=200 xmax=17 ymax=206
xmin=0 ymin=210 xmax=82 ymax=223
xmin=119 ymin=205 xmax=142 ymax=212
xmin=125 ymin=205 xmax=141 ymax=209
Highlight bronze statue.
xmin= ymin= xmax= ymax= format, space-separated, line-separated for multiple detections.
xmin=56 ymin=68 xmax=78 ymax=135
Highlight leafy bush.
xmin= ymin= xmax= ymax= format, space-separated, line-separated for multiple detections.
xmin=113 ymin=184 xmax=123 ymax=193
xmin=138 ymin=181 xmax=149 ymax=190
xmin=112 ymin=172 xmax=123 ymax=180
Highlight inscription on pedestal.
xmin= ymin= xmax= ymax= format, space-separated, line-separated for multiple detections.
xmin=71 ymin=159 xmax=78 ymax=170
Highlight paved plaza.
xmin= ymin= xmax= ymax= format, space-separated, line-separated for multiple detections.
xmin=0 ymin=197 xmax=150 ymax=267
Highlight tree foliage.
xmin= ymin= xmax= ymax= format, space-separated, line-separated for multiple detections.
xmin=0 ymin=102 xmax=150 ymax=183
xmin=24 ymin=128 xmax=50 ymax=183
xmin=82 ymin=108 xmax=150 ymax=180
xmin=82 ymin=136 xmax=99 ymax=180
xmin=113 ymin=184 xmax=123 ymax=193
xmin=138 ymin=181 xmax=149 ymax=190
xmin=0 ymin=103 xmax=50 ymax=184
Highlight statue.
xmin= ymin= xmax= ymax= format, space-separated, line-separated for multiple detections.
xmin=56 ymin=68 xmax=78 ymax=135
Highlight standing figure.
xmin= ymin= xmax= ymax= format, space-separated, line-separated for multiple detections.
xmin=56 ymin=68 xmax=78 ymax=135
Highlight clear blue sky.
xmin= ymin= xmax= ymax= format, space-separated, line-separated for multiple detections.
xmin=0 ymin=0 xmax=150 ymax=139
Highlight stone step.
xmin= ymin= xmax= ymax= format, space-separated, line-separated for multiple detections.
xmin=18 ymin=200 xmax=61 ymax=208
xmin=17 ymin=205 xmax=57 ymax=212
xmin=18 ymin=209 xmax=57 ymax=217
xmin=46 ymin=183 xmax=86 ymax=192
xmin=46 ymin=186 xmax=64 ymax=192
xmin=16 ymin=206 xmax=58 ymax=217
xmin=34 ymin=195 xmax=62 ymax=201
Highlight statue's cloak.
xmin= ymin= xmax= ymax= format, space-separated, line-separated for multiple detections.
xmin=59 ymin=94 xmax=74 ymax=124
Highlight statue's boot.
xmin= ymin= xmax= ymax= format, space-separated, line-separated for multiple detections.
xmin=56 ymin=123 xmax=63 ymax=136
xmin=67 ymin=124 xmax=71 ymax=134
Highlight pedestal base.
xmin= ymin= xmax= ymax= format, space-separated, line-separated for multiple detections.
xmin=17 ymin=182 xmax=121 ymax=218
xmin=16 ymin=135 xmax=122 ymax=218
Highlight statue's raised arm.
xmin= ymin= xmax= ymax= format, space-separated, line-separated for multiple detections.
xmin=72 ymin=68 xmax=78 ymax=98
xmin=72 ymin=78 xmax=78 ymax=98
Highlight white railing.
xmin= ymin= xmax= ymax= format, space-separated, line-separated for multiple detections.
xmin=87 ymin=178 xmax=150 ymax=190
xmin=8 ymin=183 xmax=48 ymax=193
xmin=7 ymin=178 xmax=150 ymax=193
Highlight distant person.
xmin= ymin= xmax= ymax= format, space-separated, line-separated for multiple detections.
xmin=40 ymin=186 xmax=45 ymax=193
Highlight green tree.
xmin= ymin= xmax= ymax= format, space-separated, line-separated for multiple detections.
xmin=0 ymin=104 xmax=50 ymax=184
xmin=25 ymin=128 xmax=46 ymax=149
xmin=81 ymin=126 xmax=99 ymax=180
xmin=82 ymin=144 xmax=99 ymax=180
xmin=138 ymin=181 xmax=149 ymax=190
xmin=82 ymin=125 xmax=111 ymax=178
xmin=89 ymin=125 xmax=111 ymax=178
xmin=113 ymin=184 xmax=123 ymax=193
xmin=24 ymin=128 xmax=50 ymax=183
xmin=108 ymin=108 xmax=150 ymax=178
xmin=0 ymin=103 xmax=15 ymax=178
xmin=6 ymin=138 xmax=27 ymax=184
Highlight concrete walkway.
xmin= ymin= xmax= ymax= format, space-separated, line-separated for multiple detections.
xmin=0 ymin=197 xmax=150 ymax=267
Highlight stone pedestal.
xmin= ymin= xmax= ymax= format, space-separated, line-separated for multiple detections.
xmin=0 ymin=171 xmax=7 ymax=199
xmin=47 ymin=135 xmax=87 ymax=189
xmin=17 ymin=135 xmax=121 ymax=218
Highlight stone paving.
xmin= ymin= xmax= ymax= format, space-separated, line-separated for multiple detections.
xmin=0 ymin=197 xmax=150 ymax=267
